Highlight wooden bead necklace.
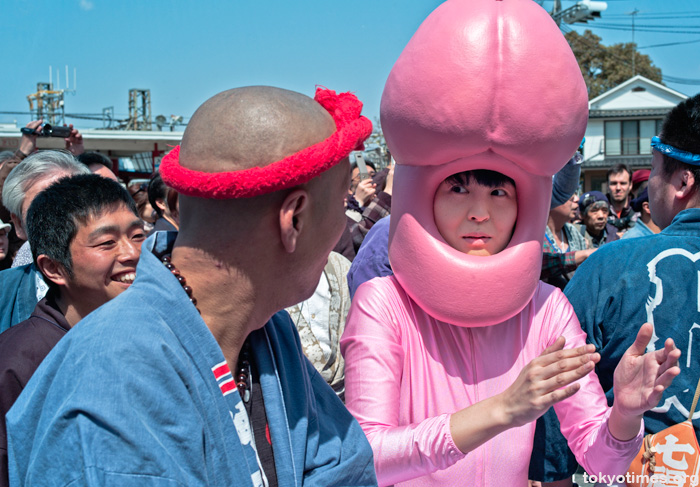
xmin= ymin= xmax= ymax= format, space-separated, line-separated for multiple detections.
xmin=162 ymin=254 xmax=252 ymax=402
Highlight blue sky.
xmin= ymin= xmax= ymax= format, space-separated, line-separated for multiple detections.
xmin=1 ymin=0 xmax=699 ymax=129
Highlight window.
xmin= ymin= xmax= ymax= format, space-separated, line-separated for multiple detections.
xmin=605 ymin=119 xmax=663 ymax=156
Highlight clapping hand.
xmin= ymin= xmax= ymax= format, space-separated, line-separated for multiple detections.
xmin=498 ymin=336 xmax=599 ymax=428
xmin=613 ymin=323 xmax=680 ymax=419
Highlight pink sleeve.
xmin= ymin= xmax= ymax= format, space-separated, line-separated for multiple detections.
xmin=341 ymin=280 xmax=464 ymax=486
xmin=547 ymin=289 xmax=644 ymax=478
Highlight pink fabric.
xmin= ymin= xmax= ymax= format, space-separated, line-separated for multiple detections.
xmin=341 ymin=277 xmax=643 ymax=487
xmin=383 ymin=0 xmax=588 ymax=327
xmin=389 ymin=156 xmax=551 ymax=327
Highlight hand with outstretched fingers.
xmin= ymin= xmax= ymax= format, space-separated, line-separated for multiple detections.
xmin=498 ymin=336 xmax=599 ymax=428
xmin=613 ymin=323 xmax=681 ymax=419
xmin=450 ymin=336 xmax=599 ymax=455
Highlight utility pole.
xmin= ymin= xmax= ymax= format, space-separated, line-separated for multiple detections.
xmin=628 ymin=9 xmax=639 ymax=76
xmin=553 ymin=0 xmax=562 ymax=26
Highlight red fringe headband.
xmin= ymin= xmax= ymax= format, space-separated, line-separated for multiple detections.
xmin=159 ymin=88 xmax=372 ymax=199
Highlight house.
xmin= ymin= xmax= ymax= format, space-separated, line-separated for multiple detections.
xmin=581 ymin=75 xmax=688 ymax=192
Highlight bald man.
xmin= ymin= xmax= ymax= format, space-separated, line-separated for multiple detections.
xmin=6 ymin=87 xmax=377 ymax=487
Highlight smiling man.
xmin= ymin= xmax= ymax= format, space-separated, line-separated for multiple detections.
xmin=0 ymin=151 xmax=90 ymax=332
xmin=0 ymin=174 xmax=144 ymax=487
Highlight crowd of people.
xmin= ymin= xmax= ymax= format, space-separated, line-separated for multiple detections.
xmin=1 ymin=1 xmax=700 ymax=486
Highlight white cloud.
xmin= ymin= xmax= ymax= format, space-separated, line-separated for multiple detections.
xmin=79 ymin=0 xmax=94 ymax=11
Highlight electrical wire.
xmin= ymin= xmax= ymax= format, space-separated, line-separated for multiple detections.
xmin=560 ymin=24 xmax=700 ymax=86
xmin=638 ymin=38 xmax=700 ymax=49
xmin=585 ymin=25 xmax=700 ymax=34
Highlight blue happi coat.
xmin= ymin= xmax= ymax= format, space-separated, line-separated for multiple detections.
xmin=531 ymin=208 xmax=700 ymax=480
xmin=6 ymin=231 xmax=376 ymax=487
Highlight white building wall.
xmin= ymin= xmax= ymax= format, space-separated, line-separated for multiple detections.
xmin=583 ymin=120 xmax=605 ymax=163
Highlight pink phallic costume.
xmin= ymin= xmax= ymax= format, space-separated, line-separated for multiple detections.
xmin=340 ymin=1 xmax=644 ymax=486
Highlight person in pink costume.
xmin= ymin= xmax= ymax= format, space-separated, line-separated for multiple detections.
xmin=340 ymin=1 xmax=681 ymax=486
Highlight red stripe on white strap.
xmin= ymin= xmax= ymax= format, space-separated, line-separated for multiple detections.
xmin=212 ymin=361 xmax=231 ymax=380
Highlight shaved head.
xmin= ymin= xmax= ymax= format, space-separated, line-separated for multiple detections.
xmin=180 ymin=86 xmax=336 ymax=173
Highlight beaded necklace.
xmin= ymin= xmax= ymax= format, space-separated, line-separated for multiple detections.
xmin=161 ymin=254 xmax=252 ymax=402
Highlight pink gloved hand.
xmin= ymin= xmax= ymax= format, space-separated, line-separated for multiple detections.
xmin=497 ymin=337 xmax=598 ymax=428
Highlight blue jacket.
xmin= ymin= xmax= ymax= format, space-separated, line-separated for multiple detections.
xmin=566 ymin=208 xmax=700 ymax=433
xmin=620 ymin=219 xmax=654 ymax=240
xmin=530 ymin=209 xmax=700 ymax=481
xmin=0 ymin=264 xmax=45 ymax=334
xmin=7 ymin=231 xmax=376 ymax=487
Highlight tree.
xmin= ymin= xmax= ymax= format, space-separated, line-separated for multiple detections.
xmin=565 ymin=30 xmax=663 ymax=99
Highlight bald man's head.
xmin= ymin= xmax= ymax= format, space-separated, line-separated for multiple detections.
xmin=180 ymin=86 xmax=336 ymax=173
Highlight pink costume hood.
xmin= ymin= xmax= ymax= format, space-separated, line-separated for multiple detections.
xmin=383 ymin=0 xmax=588 ymax=327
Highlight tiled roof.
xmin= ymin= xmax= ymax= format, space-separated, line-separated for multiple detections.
xmin=589 ymin=108 xmax=672 ymax=119
xmin=582 ymin=155 xmax=652 ymax=168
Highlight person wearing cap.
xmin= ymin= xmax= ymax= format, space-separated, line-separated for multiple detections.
xmin=540 ymin=93 xmax=700 ymax=485
xmin=630 ymin=168 xmax=650 ymax=200
xmin=6 ymin=87 xmax=377 ymax=487
xmin=0 ymin=219 xmax=10 ymax=271
xmin=620 ymin=187 xmax=661 ymax=240
xmin=541 ymin=153 xmax=596 ymax=290
xmin=577 ymin=190 xmax=619 ymax=249
xmin=340 ymin=1 xmax=680 ymax=486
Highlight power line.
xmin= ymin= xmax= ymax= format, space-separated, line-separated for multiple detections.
xmin=661 ymin=75 xmax=700 ymax=85
xmin=584 ymin=24 xmax=700 ymax=34
xmin=560 ymin=25 xmax=700 ymax=86
xmin=604 ymin=10 xmax=700 ymax=16
xmin=593 ymin=22 xmax=700 ymax=28
xmin=604 ymin=13 xmax=700 ymax=19
xmin=638 ymin=38 xmax=700 ymax=49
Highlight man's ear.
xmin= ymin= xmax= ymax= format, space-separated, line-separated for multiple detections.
xmin=642 ymin=201 xmax=651 ymax=216
xmin=279 ymin=189 xmax=308 ymax=253
xmin=676 ymin=169 xmax=697 ymax=200
xmin=36 ymin=254 xmax=69 ymax=287
xmin=10 ymin=213 xmax=26 ymax=240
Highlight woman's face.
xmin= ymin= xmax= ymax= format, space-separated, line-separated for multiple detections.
xmin=433 ymin=173 xmax=518 ymax=256
xmin=0 ymin=228 xmax=9 ymax=261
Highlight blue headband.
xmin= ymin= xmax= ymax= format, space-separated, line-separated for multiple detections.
xmin=651 ymin=136 xmax=700 ymax=166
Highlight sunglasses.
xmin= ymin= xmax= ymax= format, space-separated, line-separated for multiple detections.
xmin=132 ymin=182 xmax=148 ymax=196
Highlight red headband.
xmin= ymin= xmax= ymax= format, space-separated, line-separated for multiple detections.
xmin=159 ymin=88 xmax=372 ymax=199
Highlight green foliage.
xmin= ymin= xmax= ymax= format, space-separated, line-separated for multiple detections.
xmin=565 ymin=30 xmax=663 ymax=99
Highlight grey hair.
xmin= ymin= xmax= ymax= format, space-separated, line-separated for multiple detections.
xmin=2 ymin=150 xmax=90 ymax=222
xmin=0 ymin=151 xmax=14 ymax=164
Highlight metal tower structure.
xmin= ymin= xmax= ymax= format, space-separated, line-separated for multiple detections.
xmin=26 ymin=82 xmax=66 ymax=125
xmin=126 ymin=89 xmax=152 ymax=131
